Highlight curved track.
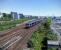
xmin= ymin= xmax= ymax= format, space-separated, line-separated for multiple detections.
xmin=0 ymin=20 xmax=42 ymax=50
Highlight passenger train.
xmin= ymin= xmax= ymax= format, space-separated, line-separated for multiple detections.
xmin=25 ymin=19 xmax=41 ymax=28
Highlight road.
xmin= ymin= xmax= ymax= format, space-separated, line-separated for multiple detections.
xmin=0 ymin=20 xmax=42 ymax=50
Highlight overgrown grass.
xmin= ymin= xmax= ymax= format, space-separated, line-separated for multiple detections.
xmin=0 ymin=18 xmax=28 ymax=31
xmin=48 ymin=47 xmax=57 ymax=50
xmin=29 ymin=18 xmax=58 ymax=50
xmin=30 ymin=24 xmax=46 ymax=50
xmin=47 ymin=31 xmax=58 ymax=40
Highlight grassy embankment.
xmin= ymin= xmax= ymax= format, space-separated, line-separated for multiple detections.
xmin=28 ymin=17 xmax=58 ymax=50
xmin=0 ymin=18 xmax=28 ymax=31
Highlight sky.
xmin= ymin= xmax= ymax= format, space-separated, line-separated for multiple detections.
xmin=0 ymin=0 xmax=61 ymax=16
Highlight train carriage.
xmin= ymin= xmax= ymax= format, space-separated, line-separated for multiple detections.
xmin=25 ymin=19 xmax=41 ymax=28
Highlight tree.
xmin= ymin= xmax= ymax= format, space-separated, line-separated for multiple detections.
xmin=41 ymin=37 xmax=48 ymax=50
xmin=3 ymin=13 xmax=7 ymax=18
xmin=2 ymin=13 xmax=8 ymax=20
xmin=27 ymin=40 xmax=33 ymax=48
xmin=7 ymin=14 xmax=12 ymax=20
xmin=2 ymin=13 xmax=12 ymax=20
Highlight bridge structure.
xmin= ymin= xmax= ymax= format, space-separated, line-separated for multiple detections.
xmin=0 ymin=20 xmax=42 ymax=50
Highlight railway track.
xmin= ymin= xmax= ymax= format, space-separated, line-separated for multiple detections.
xmin=14 ymin=23 xmax=41 ymax=50
xmin=0 ymin=20 xmax=42 ymax=50
xmin=0 ymin=22 xmax=26 ymax=50
xmin=0 ymin=30 xmax=21 ymax=45
xmin=0 ymin=22 xmax=26 ymax=42
xmin=0 ymin=36 xmax=22 ymax=50
xmin=0 ymin=21 xmax=26 ymax=37
xmin=6 ymin=23 xmax=41 ymax=50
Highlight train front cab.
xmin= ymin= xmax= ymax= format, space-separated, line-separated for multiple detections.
xmin=25 ymin=23 xmax=30 ymax=28
xmin=25 ymin=23 xmax=32 ymax=28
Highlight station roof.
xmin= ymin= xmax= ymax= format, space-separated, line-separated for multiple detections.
xmin=47 ymin=40 xmax=59 ymax=45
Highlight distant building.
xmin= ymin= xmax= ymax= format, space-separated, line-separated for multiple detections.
xmin=11 ymin=12 xmax=18 ymax=20
xmin=24 ymin=15 xmax=38 ymax=19
xmin=19 ymin=14 xmax=24 ymax=19
xmin=33 ymin=16 xmax=38 ymax=19
xmin=27 ymin=15 xmax=33 ymax=19
xmin=52 ymin=16 xmax=61 ymax=23
xmin=24 ymin=15 xmax=32 ymax=19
